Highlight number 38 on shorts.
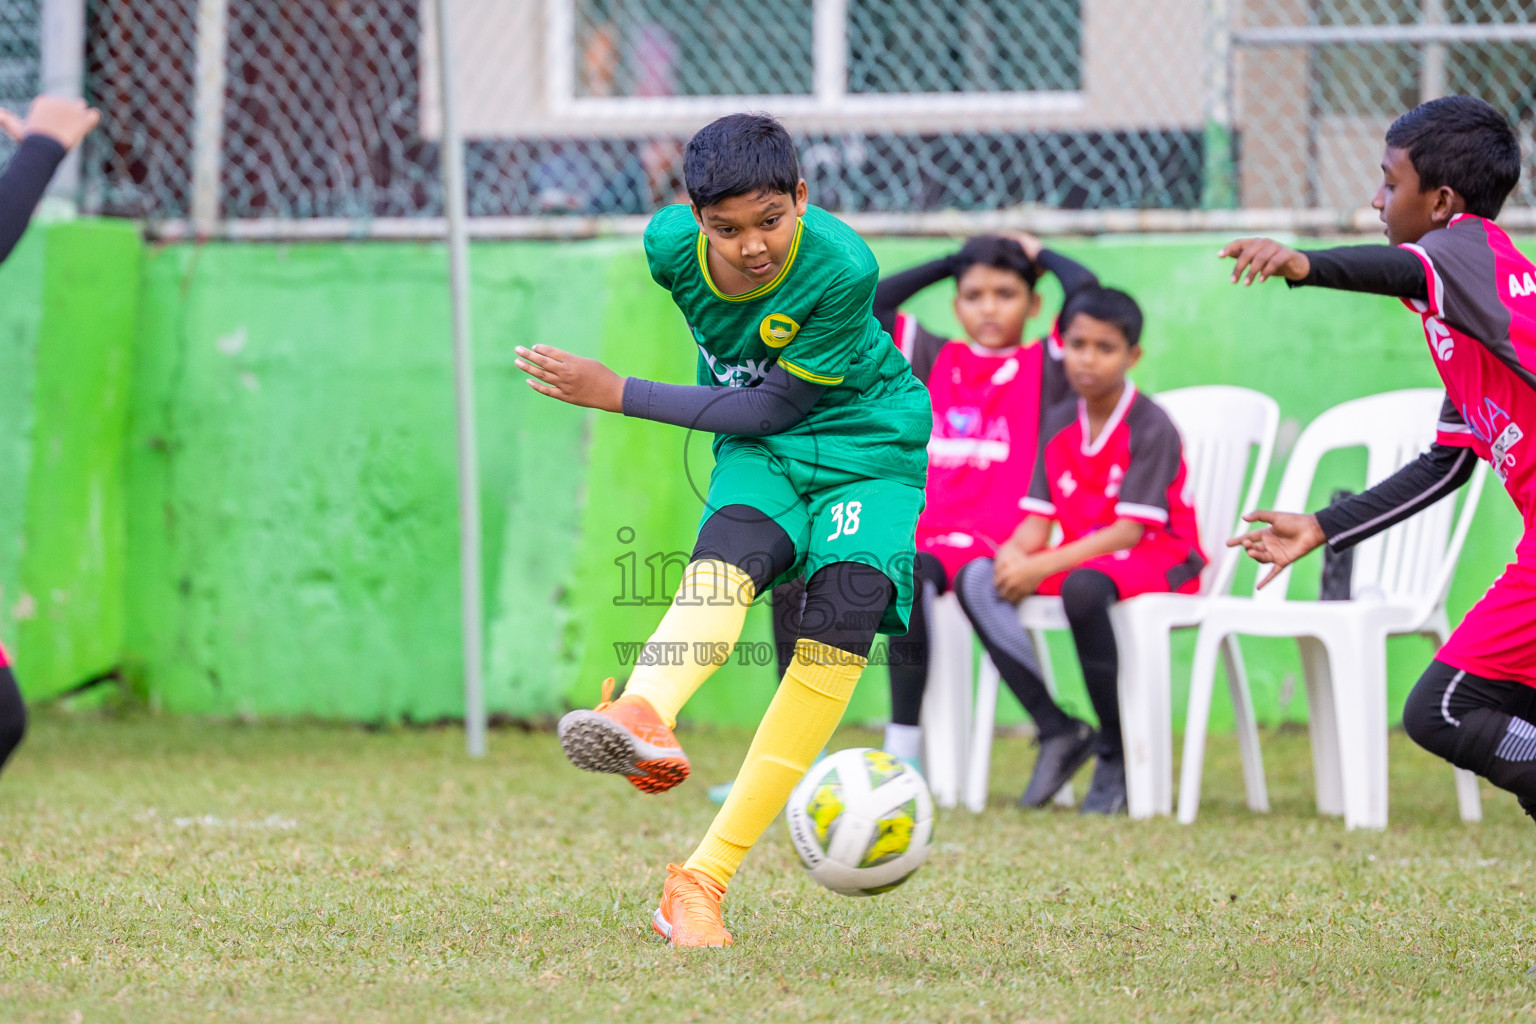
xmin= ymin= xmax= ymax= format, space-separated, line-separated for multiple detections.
xmin=826 ymin=500 xmax=862 ymax=541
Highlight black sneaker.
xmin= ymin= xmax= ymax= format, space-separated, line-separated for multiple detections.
xmin=1080 ymin=756 xmax=1127 ymax=815
xmin=1019 ymin=719 xmax=1097 ymax=808
xmin=1520 ymin=795 xmax=1536 ymax=829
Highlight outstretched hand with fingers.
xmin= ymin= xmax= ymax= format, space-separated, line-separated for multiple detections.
xmin=1219 ymin=237 xmax=1311 ymax=286
xmin=0 ymin=95 xmax=100 ymax=150
xmin=1228 ymin=510 xmax=1327 ymax=589
xmin=515 ymin=344 xmax=625 ymax=413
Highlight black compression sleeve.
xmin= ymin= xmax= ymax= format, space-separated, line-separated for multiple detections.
xmin=1292 ymin=245 xmax=1428 ymax=300
xmin=1313 ymin=443 xmax=1477 ymax=551
xmin=0 ymin=135 xmax=66 ymax=265
xmin=621 ymin=362 xmax=826 ymax=436
xmin=1036 ymin=248 xmax=1098 ymax=298
xmin=872 ymin=256 xmax=953 ymax=336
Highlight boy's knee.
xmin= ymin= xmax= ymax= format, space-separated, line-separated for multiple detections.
xmin=952 ymin=558 xmax=995 ymax=615
xmin=1059 ymin=569 xmax=1117 ymax=622
xmin=1401 ymin=673 xmax=1445 ymax=754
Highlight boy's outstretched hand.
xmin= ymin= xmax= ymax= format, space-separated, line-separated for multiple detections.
xmin=1228 ymin=510 xmax=1327 ymax=589
xmin=516 ymin=344 xmax=625 ymax=413
xmin=0 ymin=95 xmax=100 ymax=150
xmin=1219 ymin=237 xmax=1311 ymax=286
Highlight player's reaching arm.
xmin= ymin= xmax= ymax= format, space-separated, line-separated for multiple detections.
xmin=1232 ymin=441 xmax=1479 ymax=588
xmin=1219 ymin=236 xmax=1428 ymax=299
xmin=515 ymin=345 xmax=825 ymax=436
xmin=1219 ymin=236 xmax=1472 ymax=586
xmin=0 ymin=96 xmax=101 ymax=265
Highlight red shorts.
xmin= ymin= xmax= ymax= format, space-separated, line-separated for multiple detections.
xmin=1438 ymin=558 xmax=1536 ymax=688
xmin=916 ymin=529 xmax=998 ymax=585
xmin=1035 ymin=543 xmax=1203 ymax=599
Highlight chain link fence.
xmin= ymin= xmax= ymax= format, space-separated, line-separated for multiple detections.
xmin=1 ymin=0 xmax=1534 ymax=233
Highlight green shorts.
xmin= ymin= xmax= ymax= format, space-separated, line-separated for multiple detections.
xmin=700 ymin=440 xmax=925 ymax=635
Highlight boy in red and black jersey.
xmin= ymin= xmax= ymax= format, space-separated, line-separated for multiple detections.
xmin=1221 ymin=96 xmax=1536 ymax=824
xmin=761 ymin=234 xmax=1098 ymax=776
xmin=957 ymin=287 xmax=1205 ymax=813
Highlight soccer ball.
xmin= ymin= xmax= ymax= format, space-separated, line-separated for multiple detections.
xmin=783 ymin=747 xmax=934 ymax=897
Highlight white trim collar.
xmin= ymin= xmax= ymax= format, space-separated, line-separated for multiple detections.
xmin=1078 ymin=381 xmax=1137 ymax=457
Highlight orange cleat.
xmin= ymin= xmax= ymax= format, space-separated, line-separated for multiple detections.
xmin=652 ymin=864 xmax=732 ymax=948
xmin=557 ymin=679 xmax=690 ymax=793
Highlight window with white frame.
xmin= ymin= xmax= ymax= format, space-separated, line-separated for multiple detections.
xmin=560 ymin=0 xmax=1084 ymax=118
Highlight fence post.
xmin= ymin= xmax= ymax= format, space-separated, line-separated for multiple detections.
xmin=1202 ymin=0 xmax=1237 ymax=209
xmin=39 ymin=0 xmax=84 ymax=203
xmin=1419 ymin=0 xmax=1446 ymax=103
xmin=191 ymin=0 xmax=228 ymax=233
xmin=433 ymin=0 xmax=487 ymax=758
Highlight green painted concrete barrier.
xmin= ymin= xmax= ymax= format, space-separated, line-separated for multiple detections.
xmin=0 ymin=220 xmax=139 ymax=699
xmin=2 ymin=224 xmax=1527 ymax=734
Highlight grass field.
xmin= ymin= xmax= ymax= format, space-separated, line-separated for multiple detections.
xmin=2 ymin=711 xmax=1534 ymax=1023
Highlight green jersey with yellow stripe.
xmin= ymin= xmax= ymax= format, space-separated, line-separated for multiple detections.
xmin=643 ymin=203 xmax=929 ymax=487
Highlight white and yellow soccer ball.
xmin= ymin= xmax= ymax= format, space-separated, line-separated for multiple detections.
xmin=784 ymin=747 xmax=934 ymax=897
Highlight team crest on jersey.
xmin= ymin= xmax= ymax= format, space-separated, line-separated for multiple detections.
xmin=1425 ymin=316 xmax=1455 ymax=361
xmin=759 ymin=313 xmax=801 ymax=348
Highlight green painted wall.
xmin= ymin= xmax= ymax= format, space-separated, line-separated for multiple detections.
xmin=6 ymin=227 xmax=1527 ymax=733
xmin=0 ymin=220 xmax=139 ymax=699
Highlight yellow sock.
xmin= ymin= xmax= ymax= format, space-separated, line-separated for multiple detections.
xmin=685 ymin=639 xmax=866 ymax=888
xmin=620 ymin=559 xmax=756 ymax=728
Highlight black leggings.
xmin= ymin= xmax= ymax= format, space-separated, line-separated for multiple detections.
xmin=694 ymin=504 xmax=895 ymax=662
xmin=1403 ymin=660 xmax=1536 ymax=816
xmin=772 ymin=552 xmax=944 ymax=722
xmin=956 ymin=560 xmax=1123 ymax=759
xmin=0 ymin=661 xmax=24 ymax=778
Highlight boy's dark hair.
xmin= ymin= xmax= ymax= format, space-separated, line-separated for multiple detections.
xmin=684 ymin=113 xmax=800 ymax=210
xmin=949 ymin=235 xmax=1040 ymax=289
xmin=1061 ymin=286 xmax=1143 ymax=348
xmin=1385 ymin=96 xmax=1521 ymax=220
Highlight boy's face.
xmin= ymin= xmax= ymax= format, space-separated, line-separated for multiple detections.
xmin=693 ymin=180 xmax=809 ymax=285
xmin=1061 ymin=312 xmax=1139 ymax=403
xmin=1373 ymin=145 xmax=1460 ymax=246
xmin=952 ymin=264 xmax=1041 ymax=350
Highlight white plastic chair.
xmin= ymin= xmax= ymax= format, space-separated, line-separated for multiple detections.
xmin=957 ymin=385 xmax=1280 ymax=816
xmin=1177 ymin=389 xmax=1489 ymax=830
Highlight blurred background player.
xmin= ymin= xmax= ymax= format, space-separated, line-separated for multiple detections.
xmin=767 ymin=231 xmax=1099 ymax=777
xmin=958 ymin=287 xmax=1206 ymax=813
xmin=1220 ymin=95 xmax=1536 ymax=826
xmin=0 ymin=93 xmax=100 ymax=780
xmin=514 ymin=113 xmax=928 ymax=946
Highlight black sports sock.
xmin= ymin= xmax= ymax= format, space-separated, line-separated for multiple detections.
xmin=1060 ymin=569 xmax=1122 ymax=760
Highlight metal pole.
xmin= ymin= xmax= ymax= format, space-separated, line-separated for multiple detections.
xmin=1419 ymin=0 xmax=1446 ymax=104
xmin=191 ymin=0 xmax=228 ymax=234
xmin=39 ymin=0 xmax=85 ymax=203
xmin=1202 ymin=0 xmax=1236 ymax=209
xmin=433 ymin=0 xmax=487 ymax=758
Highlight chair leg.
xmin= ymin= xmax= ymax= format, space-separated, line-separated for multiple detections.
xmin=1112 ymin=610 xmax=1169 ymax=820
xmin=1454 ymin=768 xmax=1483 ymax=823
xmin=964 ymin=656 xmax=999 ymax=813
xmin=1219 ymin=634 xmax=1268 ymax=813
xmin=1297 ymin=636 xmax=1344 ymax=818
xmin=1318 ymin=635 xmax=1387 ymax=830
xmin=920 ymin=595 xmax=971 ymax=809
xmin=1177 ymin=624 xmax=1227 ymax=824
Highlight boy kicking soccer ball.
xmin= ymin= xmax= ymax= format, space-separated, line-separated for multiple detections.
xmin=515 ymin=113 xmax=928 ymax=946
xmin=1220 ymin=95 xmax=1536 ymax=823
